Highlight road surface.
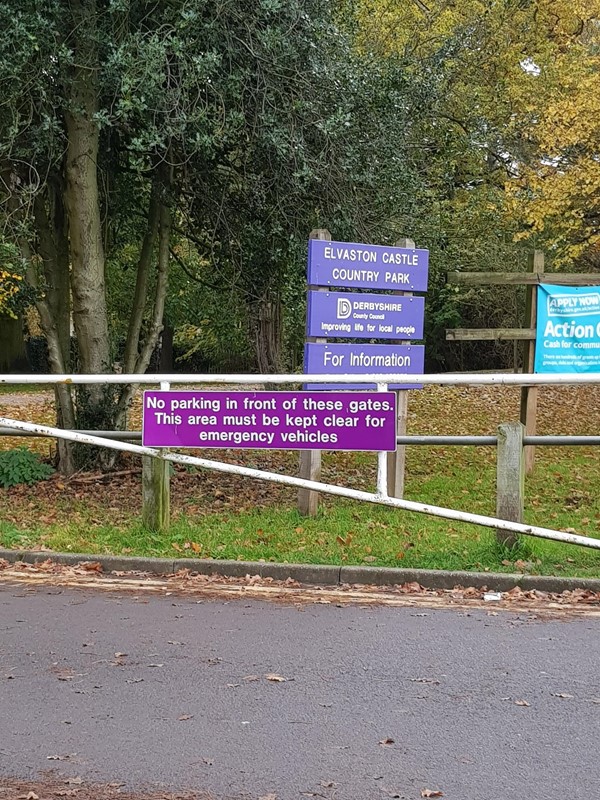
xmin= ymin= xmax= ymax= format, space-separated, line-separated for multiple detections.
xmin=1 ymin=580 xmax=599 ymax=799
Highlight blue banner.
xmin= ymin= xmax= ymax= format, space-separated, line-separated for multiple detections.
xmin=535 ymin=284 xmax=600 ymax=373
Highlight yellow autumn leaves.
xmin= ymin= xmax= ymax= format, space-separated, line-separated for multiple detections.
xmin=0 ymin=269 xmax=24 ymax=318
xmin=350 ymin=0 xmax=600 ymax=262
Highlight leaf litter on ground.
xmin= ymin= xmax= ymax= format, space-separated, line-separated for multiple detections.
xmin=2 ymin=558 xmax=600 ymax=614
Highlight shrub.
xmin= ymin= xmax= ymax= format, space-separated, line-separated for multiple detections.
xmin=0 ymin=448 xmax=55 ymax=488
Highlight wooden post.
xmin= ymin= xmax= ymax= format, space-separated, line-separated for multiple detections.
xmin=496 ymin=422 xmax=524 ymax=549
xmin=386 ymin=237 xmax=415 ymax=498
xmin=520 ymin=250 xmax=544 ymax=474
xmin=142 ymin=455 xmax=170 ymax=532
xmin=298 ymin=228 xmax=331 ymax=516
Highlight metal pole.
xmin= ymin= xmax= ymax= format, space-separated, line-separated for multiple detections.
xmin=3 ymin=372 xmax=600 ymax=386
xmin=376 ymin=382 xmax=389 ymax=498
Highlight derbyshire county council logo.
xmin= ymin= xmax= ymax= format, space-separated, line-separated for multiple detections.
xmin=336 ymin=297 xmax=352 ymax=319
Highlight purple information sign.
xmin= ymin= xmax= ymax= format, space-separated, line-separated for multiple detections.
xmin=304 ymin=342 xmax=425 ymax=390
xmin=308 ymin=240 xmax=429 ymax=292
xmin=143 ymin=391 xmax=397 ymax=451
xmin=307 ymin=290 xmax=424 ymax=339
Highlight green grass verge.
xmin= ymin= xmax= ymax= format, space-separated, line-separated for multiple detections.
xmin=0 ymin=383 xmax=52 ymax=394
xmin=2 ymin=444 xmax=600 ymax=579
xmin=2 ymin=503 xmax=600 ymax=579
xmin=2 ymin=382 xmax=600 ymax=579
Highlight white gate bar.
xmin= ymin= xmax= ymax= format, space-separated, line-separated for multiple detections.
xmin=3 ymin=372 xmax=600 ymax=386
xmin=376 ymin=381 xmax=389 ymax=498
xmin=2 ymin=415 xmax=600 ymax=552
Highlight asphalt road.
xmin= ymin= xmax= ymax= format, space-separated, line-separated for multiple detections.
xmin=1 ymin=582 xmax=599 ymax=800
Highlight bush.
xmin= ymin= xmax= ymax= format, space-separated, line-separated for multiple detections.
xmin=0 ymin=448 xmax=55 ymax=488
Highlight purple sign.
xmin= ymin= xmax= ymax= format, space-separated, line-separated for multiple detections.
xmin=307 ymin=290 xmax=424 ymax=339
xmin=304 ymin=342 xmax=425 ymax=390
xmin=308 ymin=240 xmax=429 ymax=292
xmin=143 ymin=391 xmax=397 ymax=451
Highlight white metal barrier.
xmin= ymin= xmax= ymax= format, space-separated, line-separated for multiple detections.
xmin=1 ymin=372 xmax=600 ymax=551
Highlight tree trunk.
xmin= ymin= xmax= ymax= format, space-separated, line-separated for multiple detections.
xmin=33 ymin=188 xmax=76 ymax=475
xmin=64 ymin=0 xmax=110 ymax=391
xmin=253 ymin=295 xmax=283 ymax=373
xmin=114 ymin=166 xmax=173 ymax=431
xmin=122 ymin=180 xmax=161 ymax=375
xmin=63 ymin=0 xmax=113 ymax=468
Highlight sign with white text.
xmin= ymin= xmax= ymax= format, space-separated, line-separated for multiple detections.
xmin=307 ymin=239 xmax=429 ymax=292
xmin=304 ymin=342 xmax=425 ymax=389
xmin=143 ymin=391 xmax=397 ymax=451
xmin=307 ymin=290 xmax=424 ymax=339
xmin=535 ymin=284 xmax=600 ymax=373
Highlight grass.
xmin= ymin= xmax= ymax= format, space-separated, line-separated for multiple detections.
xmin=1 ymin=383 xmax=600 ymax=579
xmin=0 ymin=382 xmax=53 ymax=394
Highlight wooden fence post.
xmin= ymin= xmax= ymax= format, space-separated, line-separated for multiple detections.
xmin=142 ymin=455 xmax=170 ymax=532
xmin=298 ymin=228 xmax=331 ymax=516
xmin=520 ymin=250 xmax=544 ymax=474
xmin=496 ymin=422 xmax=524 ymax=549
xmin=386 ymin=237 xmax=415 ymax=498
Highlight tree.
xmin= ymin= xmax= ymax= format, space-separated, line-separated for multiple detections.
xmin=349 ymin=0 xmax=600 ymax=265
xmin=0 ymin=0 xmax=183 ymax=467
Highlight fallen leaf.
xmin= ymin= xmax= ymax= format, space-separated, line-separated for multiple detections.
xmin=46 ymin=753 xmax=76 ymax=761
xmin=515 ymin=699 xmax=530 ymax=707
xmin=202 ymin=757 xmax=214 ymax=765
xmin=190 ymin=542 xmax=202 ymax=553
xmin=551 ymin=693 xmax=574 ymax=699
xmin=243 ymin=675 xmax=260 ymax=682
xmin=258 ymin=794 xmax=277 ymax=800
xmin=421 ymin=791 xmax=443 ymax=798
xmin=79 ymin=561 xmax=102 ymax=572
xmin=178 ymin=714 xmax=193 ymax=721
xmin=378 ymin=737 xmax=395 ymax=746
xmin=25 ymin=792 xmax=39 ymax=800
xmin=265 ymin=673 xmax=287 ymax=682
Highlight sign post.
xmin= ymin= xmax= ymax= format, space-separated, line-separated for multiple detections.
xmin=520 ymin=250 xmax=544 ymax=473
xmin=301 ymin=234 xmax=428 ymax=511
xmin=299 ymin=229 xmax=331 ymax=516
xmin=387 ymin=237 xmax=416 ymax=499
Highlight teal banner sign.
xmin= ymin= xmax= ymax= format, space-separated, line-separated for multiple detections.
xmin=535 ymin=284 xmax=600 ymax=373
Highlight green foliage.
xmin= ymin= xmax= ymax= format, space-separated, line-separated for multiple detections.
xmin=0 ymin=240 xmax=36 ymax=317
xmin=0 ymin=0 xmax=549 ymax=381
xmin=0 ymin=448 xmax=54 ymax=488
